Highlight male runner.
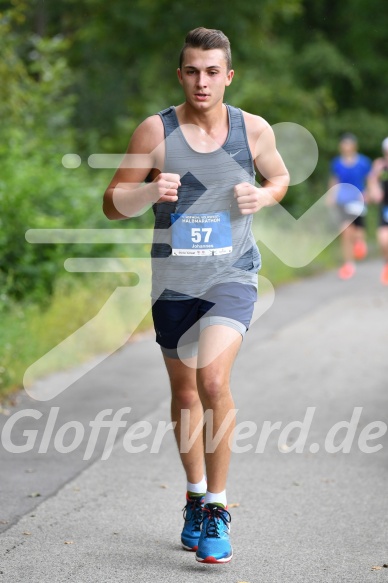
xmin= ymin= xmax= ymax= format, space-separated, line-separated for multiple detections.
xmin=329 ymin=133 xmax=372 ymax=280
xmin=368 ymin=137 xmax=388 ymax=285
xmin=103 ymin=27 xmax=288 ymax=564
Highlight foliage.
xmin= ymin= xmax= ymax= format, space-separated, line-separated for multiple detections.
xmin=1 ymin=0 xmax=387 ymax=297
xmin=5 ymin=0 xmax=385 ymax=215
xmin=1 ymin=0 xmax=388 ymax=395
xmin=0 ymin=4 xmax=111 ymax=301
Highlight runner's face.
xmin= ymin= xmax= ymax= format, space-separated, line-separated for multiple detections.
xmin=339 ymin=139 xmax=357 ymax=157
xmin=177 ymin=48 xmax=234 ymax=110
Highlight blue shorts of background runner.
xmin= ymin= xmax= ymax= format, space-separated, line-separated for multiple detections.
xmin=152 ymin=282 xmax=257 ymax=359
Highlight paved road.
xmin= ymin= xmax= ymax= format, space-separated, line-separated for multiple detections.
xmin=1 ymin=260 xmax=388 ymax=582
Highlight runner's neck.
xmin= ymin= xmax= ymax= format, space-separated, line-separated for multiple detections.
xmin=341 ymin=153 xmax=358 ymax=166
xmin=175 ymin=102 xmax=229 ymax=146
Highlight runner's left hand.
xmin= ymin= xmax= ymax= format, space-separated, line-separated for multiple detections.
xmin=234 ymin=182 xmax=263 ymax=215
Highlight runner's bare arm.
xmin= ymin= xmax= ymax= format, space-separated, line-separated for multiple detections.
xmin=367 ymin=158 xmax=384 ymax=204
xmin=328 ymin=176 xmax=338 ymax=188
xmin=103 ymin=115 xmax=181 ymax=220
xmin=326 ymin=175 xmax=339 ymax=206
xmin=234 ymin=113 xmax=289 ymax=215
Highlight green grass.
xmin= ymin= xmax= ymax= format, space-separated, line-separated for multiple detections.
xmin=259 ymin=241 xmax=341 ymax=286
xmin=0 ymin=272 xmax=153 ymax=400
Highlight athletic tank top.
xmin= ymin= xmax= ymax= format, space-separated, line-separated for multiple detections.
xmin=151 ymin=104 xmax=261 ymax=300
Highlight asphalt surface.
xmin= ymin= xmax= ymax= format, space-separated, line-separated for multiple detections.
xmin=1 ymin=260 xmax=388 ymax=582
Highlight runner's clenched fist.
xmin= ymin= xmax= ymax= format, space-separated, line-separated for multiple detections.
xmin=152 ymin=173 xmax=181 ymax=203
xmin=234 ymin=182 xmax=264 ymax=215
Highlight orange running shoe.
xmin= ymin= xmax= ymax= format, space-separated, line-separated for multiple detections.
xmin=353 ymin=240 xmax=368 ymax=260
xmin=380 ymin=263 xmax=388 ymax=285
xmin=338 ymin=262 xmax=356 ymax=280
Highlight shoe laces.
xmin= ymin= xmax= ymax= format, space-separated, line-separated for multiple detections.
xmin=182 ymin=497 xmax=203 ymax=531
xmin=201 ymin=504 xmax=231 ymax=538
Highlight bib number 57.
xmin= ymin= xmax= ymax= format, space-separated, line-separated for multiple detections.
xmin=191 ymin=227 xmax=212 ymax=243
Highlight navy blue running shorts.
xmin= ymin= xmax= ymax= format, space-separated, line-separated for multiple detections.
xmin=152 ymin=282 xmax=257 ymax=359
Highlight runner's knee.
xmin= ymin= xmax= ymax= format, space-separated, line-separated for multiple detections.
xmin=197 ymin=372 xmax=229 ymax=404
xmin=171 ymin=385 xmax=200 ymax=409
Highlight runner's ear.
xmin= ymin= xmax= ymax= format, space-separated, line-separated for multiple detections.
xmin=225 ymin=69 xmax=234 ymax=86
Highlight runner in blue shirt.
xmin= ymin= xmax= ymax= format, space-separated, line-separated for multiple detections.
xmin=329 ymin=133 xmax=372 ymax=279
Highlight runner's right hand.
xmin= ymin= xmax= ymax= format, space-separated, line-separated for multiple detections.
xmin=152 ymin=173 xmax=181 ymax=203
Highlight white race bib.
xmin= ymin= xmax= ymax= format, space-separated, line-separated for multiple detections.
xmin=344 ymin=201 xmax=366 ymax=216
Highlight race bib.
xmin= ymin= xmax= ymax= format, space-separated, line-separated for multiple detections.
xmin=344 ymin=201 xmax=366 ymax=216
xmin=171 ymin=211 xmax=233 ymax=256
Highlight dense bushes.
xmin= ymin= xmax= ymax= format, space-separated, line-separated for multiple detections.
xmin=2 ymin=0 xmax=388 ymax=305
xmin=0 ymin=12 xmax=111 ymax=303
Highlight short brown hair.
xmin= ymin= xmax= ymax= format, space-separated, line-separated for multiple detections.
xmin=179 ymin=27 xmax=232 ymax=71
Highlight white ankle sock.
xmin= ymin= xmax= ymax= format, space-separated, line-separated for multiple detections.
xmin=187 ymin=476 xmax=207 ymax=495
xmin=204 ymin=489 xmax=227 ymax=508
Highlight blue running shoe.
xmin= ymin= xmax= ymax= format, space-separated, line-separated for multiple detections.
xmin=195 ymin=504 xmax=232 ymax=564
xmin=181 ymin=494 xmax=204 ymax=551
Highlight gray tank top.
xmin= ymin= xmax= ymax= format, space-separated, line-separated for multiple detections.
xmin=151 ymin=104 xmax=261 ymax=300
